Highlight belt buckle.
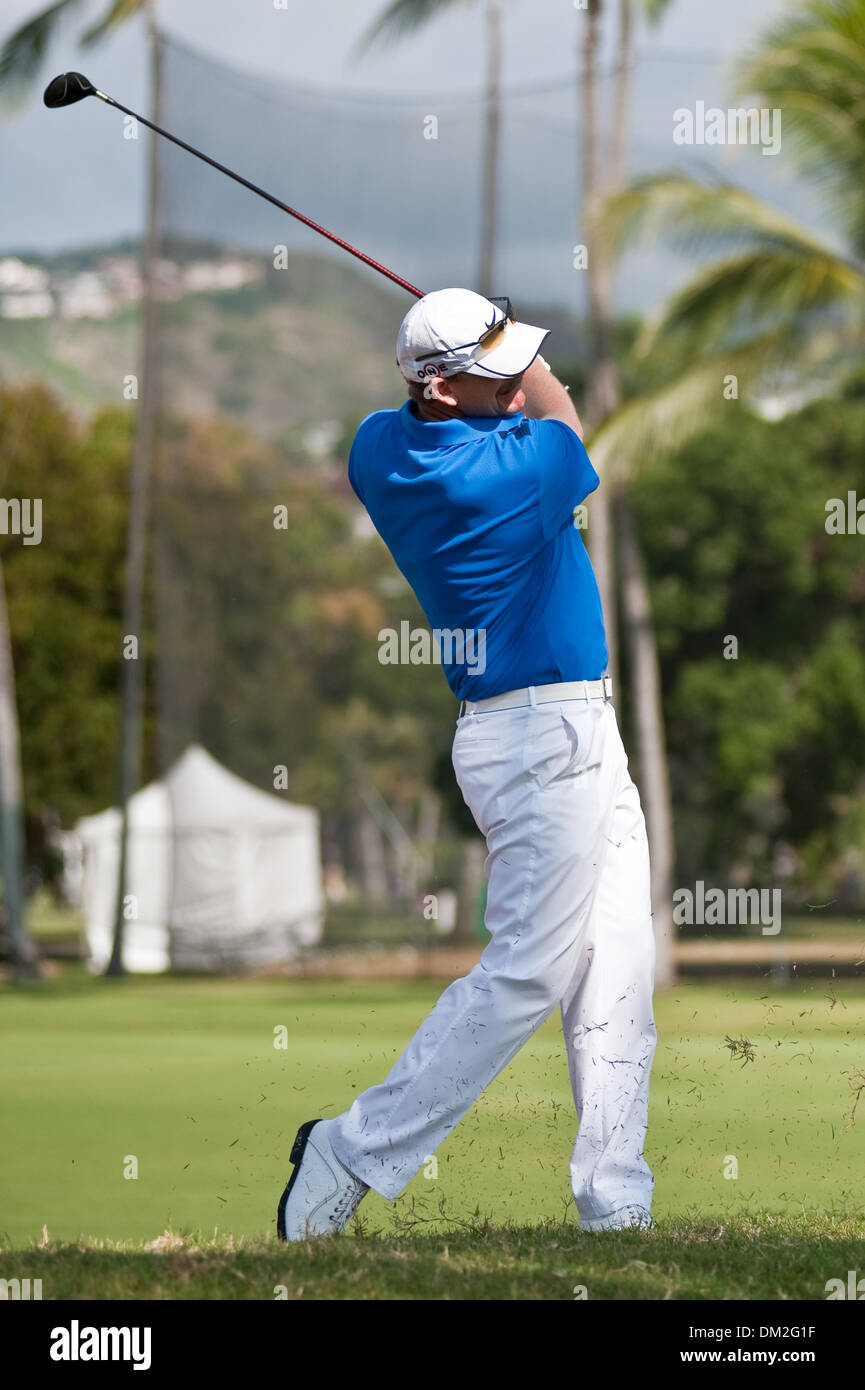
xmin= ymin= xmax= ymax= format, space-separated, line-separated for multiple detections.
xmin=603 ymin=675 xmax=612 ymax=701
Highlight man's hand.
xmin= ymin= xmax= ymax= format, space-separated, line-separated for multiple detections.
xmin=521 ymin=356 xmax=584 ymax=439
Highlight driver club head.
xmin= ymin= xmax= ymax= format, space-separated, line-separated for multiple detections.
xmin=43 ymin=72 xmax=96 ymax=108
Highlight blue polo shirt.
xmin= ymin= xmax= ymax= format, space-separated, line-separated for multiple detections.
xmin=348 ymin=400 xmax=608 ymax=701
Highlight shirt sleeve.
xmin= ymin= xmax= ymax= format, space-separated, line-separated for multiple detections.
xmin=532 ymin=418 xmax=600 ymax=541
xmin=347 ymin=438 xmax=366 ymax=505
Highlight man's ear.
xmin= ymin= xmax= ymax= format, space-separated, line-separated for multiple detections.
xmin=426 ymin=374 xmax=461 ymax=407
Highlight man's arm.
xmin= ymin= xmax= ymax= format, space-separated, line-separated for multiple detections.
xmin=520 ymin=355 xmax=584 ymax=439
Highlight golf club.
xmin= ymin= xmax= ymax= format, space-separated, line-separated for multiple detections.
xmin=43 ymin=71 xmax=426 ymax=300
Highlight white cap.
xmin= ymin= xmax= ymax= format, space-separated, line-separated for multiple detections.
xmin=397 ymin=288 xmax=550 ymax=383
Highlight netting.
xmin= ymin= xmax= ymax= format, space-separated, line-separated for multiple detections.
xmin=154 ymin=34 xmax=586 ymax=304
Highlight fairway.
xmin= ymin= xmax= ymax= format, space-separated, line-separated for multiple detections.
xmin=2 ymin=970 xmax=865 ymax=1252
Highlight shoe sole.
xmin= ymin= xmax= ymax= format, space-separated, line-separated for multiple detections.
xmin=276 ymin=1117 xmax=323 ymax=1243
xmin=581 ymin=1206 xmax=653 ymax=1232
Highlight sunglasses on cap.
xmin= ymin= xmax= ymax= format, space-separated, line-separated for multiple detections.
xmin=415 ymin=296 xmax=514 ymax=365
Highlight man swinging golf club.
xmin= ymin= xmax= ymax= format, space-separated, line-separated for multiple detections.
xmin=278 ymin=288 xmax=658 ymax=1239
xmin=39 ymin=73 xmax=657 ymax=1239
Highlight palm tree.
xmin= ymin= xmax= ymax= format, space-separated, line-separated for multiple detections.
xmin=0 ymin=559 xmax=39 ymax=977
xmin=593 ymin=0 xmax=865 ymax=479
xmin=1 ymin=0 xmax=158 ymax=976
xmin=358 ymin=0 xmax=504 ymax=296
xmin=580 ymin=0 xmax=676 ymax=988
xmin=586 ymin=0 xmax=865 ymax=985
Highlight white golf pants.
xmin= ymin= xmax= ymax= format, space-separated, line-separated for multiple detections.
xmin=330 ymin=693 xmax=657 ymax=1222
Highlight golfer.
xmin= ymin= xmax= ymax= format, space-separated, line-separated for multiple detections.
xmin=278 ymin=289 xmax=657 ymax=1239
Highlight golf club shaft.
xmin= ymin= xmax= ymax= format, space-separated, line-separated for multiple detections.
xmin=92 ymin=88 xmax=425 ymax=300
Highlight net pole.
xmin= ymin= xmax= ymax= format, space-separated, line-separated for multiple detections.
xmin=106 ymin=9 xmax=163 ymax=975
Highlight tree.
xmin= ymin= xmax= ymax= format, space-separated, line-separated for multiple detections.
xmin=579 ymin=0 xmax=676 ymax=988
xmin=0 ymin=386 xmax=128 ymax=826
xmin=1 ymin=0 xmax=158 ymax=975
xmin=0 ymin=382 xmax=132 ymax=975
xmin=594 ymin=0 xmax=865 ymax=460
xmin=584 ymin=2 xmax=865 ymax=908
xmin=358 ymin=0 xmax=504 ymax=296
xmin=0 ymin=0 xmax=151 ymax=92
xmin=627 ymin=390 xmax=865 ymax=900
xmin=582 ymin=0 xmax=865 ymax=971
xmin=0 ymin=563 xmax=38 ymax=977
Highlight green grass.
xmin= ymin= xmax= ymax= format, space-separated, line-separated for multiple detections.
xmin=26 ymin=889 xmax=85 ymax=941
xmin=5 ymin=1215 xmax=865 ymax=1300
xmin=699 ymin=912 xmax=865 ymax=942
xmin=783 ymin=913 xmax=865 ymax=940
xmin=2 ymin=970 xmax=865 ymax=1297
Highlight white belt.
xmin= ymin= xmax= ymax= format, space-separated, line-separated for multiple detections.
xmin=458 ymin=675 xmax=612 ymax=718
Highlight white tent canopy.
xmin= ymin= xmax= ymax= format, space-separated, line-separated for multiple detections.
xmin=72 ymin=745 xmax=324 ymax=973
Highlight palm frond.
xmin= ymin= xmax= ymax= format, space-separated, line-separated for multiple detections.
xmin=355 ymin=0 xmax=472 ymax=58
xmin=80 ymin=0 xmax=150 ymax=47
xmin=0 ymin=0 xmax=86 ymax=91
xmin=640 ymin=0 xmax=675 ymax=24
xmin=735 ymin=2 xmax=865 ymax=252
xmin=595 ymin=173 xmax=843 ymax=263
xmin=633 ymin=244 xmax=865 ymax=361
xmin=587 ymin=355 xmax=751 ymax=489
xmin=739 ymin=1 xmax=865 ymax=97
xmin=587 ymin=331 xmax=839 ymax=488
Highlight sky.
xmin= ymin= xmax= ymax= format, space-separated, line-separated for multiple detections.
xmin=0 ymin=0 xmax=803 ymax=310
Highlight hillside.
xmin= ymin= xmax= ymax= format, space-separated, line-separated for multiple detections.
xmin=0 ymin=243 xmax=588 ymax=444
